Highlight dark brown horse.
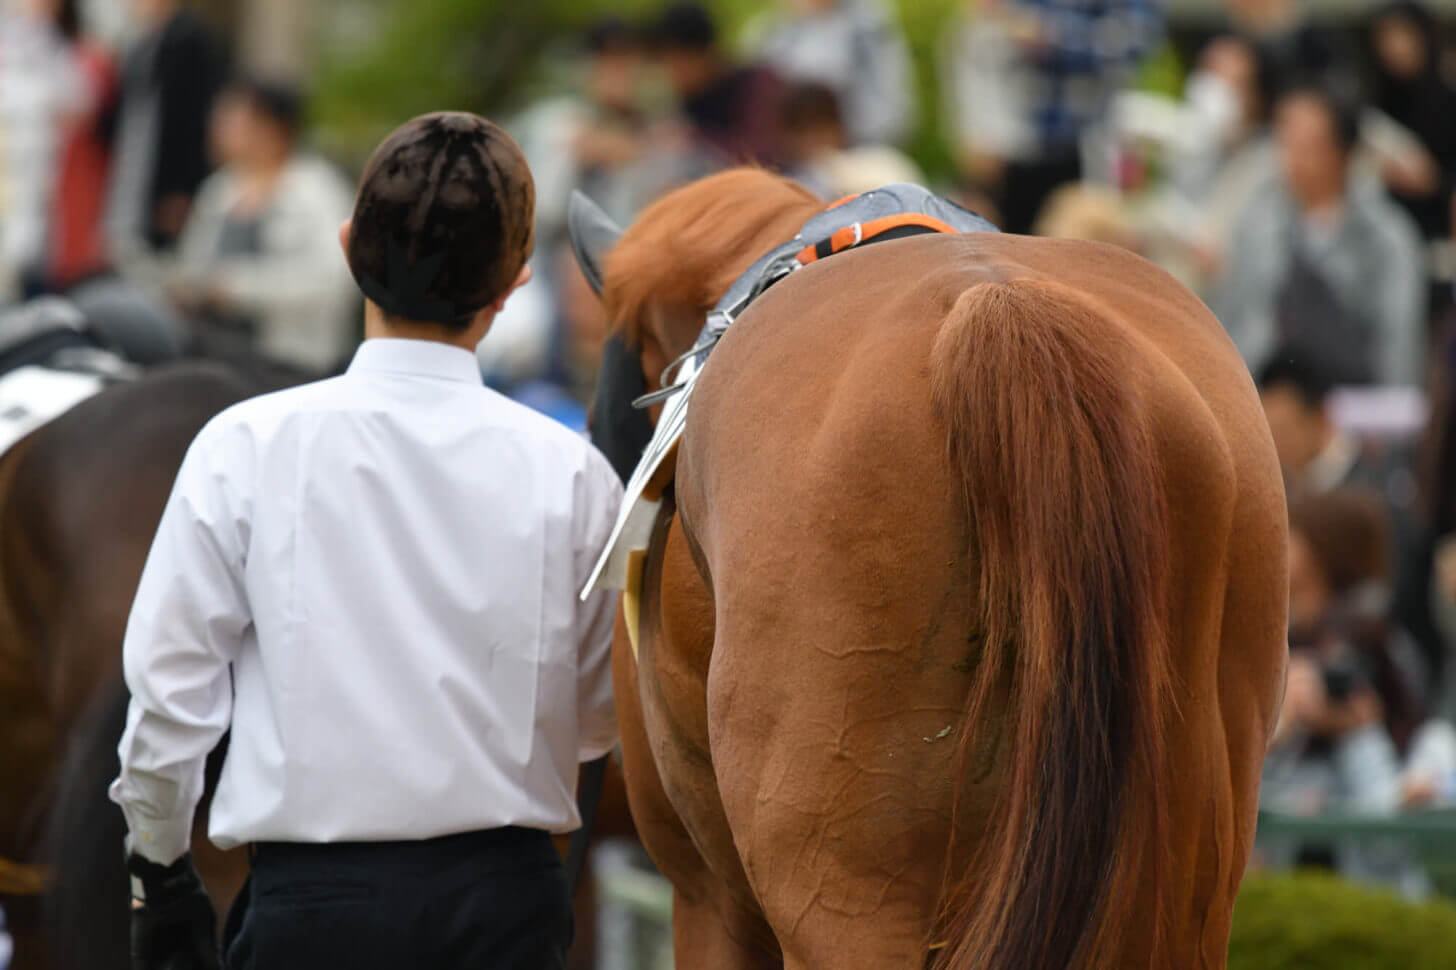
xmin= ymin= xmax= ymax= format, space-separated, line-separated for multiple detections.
xmin=570 ymin=169 xmax=1290 ymax=969
xmin=0 ymin=362 xmax=266 ymax=969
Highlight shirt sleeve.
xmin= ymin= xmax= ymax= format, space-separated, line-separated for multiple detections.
xmin=573 ymin=448 xmax=625 ymax=762
xmin=108 ymin=418 xmax=253 ymax=865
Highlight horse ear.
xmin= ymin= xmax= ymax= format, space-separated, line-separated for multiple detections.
xmin=567 ymin=190 xmax=622 ymax=298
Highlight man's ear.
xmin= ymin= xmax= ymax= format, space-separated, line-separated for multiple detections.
xmin=490 ymin=264 xmax=533 ymax=314
xmin=338 ymin=220 xmax=352 ymax=259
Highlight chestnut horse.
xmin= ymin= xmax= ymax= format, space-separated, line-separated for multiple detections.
xmin=570 ymin=169 xmax=1289 ymax=969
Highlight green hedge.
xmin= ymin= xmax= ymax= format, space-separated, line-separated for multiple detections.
xmin=1227 ymin=872 xmax=1456 ymax=970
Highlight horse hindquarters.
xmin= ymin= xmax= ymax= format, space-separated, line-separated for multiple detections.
xmin=622 ymin=502 xmax=784 ymax=969
xmin=673 ymin=288 xmax=989 ymax=967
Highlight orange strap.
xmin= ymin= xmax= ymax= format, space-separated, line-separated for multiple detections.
xmin=795 ymin=213 xmax=962 ymax=267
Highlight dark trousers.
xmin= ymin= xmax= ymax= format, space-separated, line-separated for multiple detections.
xmin=222 ymin=827 xmax=572 ymax=970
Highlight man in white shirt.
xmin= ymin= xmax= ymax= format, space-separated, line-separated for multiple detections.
xmin=109 ymin=112 xmax=623 ymax=970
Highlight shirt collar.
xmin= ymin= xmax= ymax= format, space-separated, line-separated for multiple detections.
xmin=347 ymin=338 xmax=483 ymax=385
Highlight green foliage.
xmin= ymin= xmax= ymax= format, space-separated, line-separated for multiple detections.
xmin=889 ymin=0 xmax=962 ymax=182
xmin=1227 ymin=872 xmax=1456 ymax=970
xmin=311 ymin=0 xmax=967 ymax=176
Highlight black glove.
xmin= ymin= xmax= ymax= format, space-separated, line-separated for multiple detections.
xmin=127 ymin=852 xmax=220 ymax=970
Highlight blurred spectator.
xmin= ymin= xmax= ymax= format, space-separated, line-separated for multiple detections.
xmin=1170 ymin=35 xmax=1278 ymax=286
xmin=1264 ymin=487 xmax=1456 ymax=895
xmin=518 ymin=18 xmax=660 ymax=240
xmin=1400 ymin=717 xmax=1456 ymax=809
xmin=104 ymin=0 xmax=227 ymax=272
xmin=554 ymin=242 xmax=610 ymax=406
xmin=1261 ymin=348 xmax=1438 ymax=688
xmin=1368 ymin=2 xmax=1456 ymax=243
xmin=942 ymin=0 xmax=1162 ymax=235
xmin=168 ymin=76 xmax=356 ymax=374
xmin=649 ymin=2 xmax=784 ymax=167
xmin=1031 ymin=183 xmax=1140 ymax=252
xmin=1228 ymin=0 xmax=1353 ymax=95
xmin=0 ymin=0 xmax=78 ymax=299
xmin=1419 ymin=328 xmax=1456 ymax=712
xmin=1214 ymin=87 xmax=1425 ymax=386
xmin=1258 ymin=353 xmax=1420 ymax=506
xmin=1263 ymin=489 xmax=1415 ymax=851
xmin=1173 ymin=35 xmax=1276 ymax=199
xmin=45 ymin=0 xmax=117 ymax=292
xmin=775 ymin=81 xmax=922 ymax=198
xmin=1287 ymin=490 xmax=1428 ymax=752
xmin=752 ymin=0 xmax=916 ymax=147
xmin=1281 ymin=486 xmax=1456 ymax=816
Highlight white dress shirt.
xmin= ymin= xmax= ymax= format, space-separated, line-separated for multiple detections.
xmin=110 ymin=338 xmax=622 ymax=865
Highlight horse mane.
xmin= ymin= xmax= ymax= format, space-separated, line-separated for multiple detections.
xmin=603 ymin=169 xmax=823 ymax=345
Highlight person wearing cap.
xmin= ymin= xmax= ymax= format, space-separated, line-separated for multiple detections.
xmin=108 ymin=112 xmax=623 ymax=970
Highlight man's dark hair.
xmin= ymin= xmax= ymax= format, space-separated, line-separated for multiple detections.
xmin=1278 ymin=81 xmax=1363 ymax=157
xmin=346 ymin=112 xmax=535 ymax=329
xmin=1258 ymin=348 xmax=1337 ymax=409
xmin=650 ymin=3 xmax=718 ymax=53
xmin=228 ymin=75 xmax=305 ymax=138
xmin=778 ymin=81 xmax=844 ymax=131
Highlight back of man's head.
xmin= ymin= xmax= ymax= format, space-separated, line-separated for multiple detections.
xmin=346 ymin=112 xmax=535 ymax=330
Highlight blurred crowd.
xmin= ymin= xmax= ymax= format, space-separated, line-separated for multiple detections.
xmin=0 ymin=0 xmax=356 ymax=376
xmin=6 ymin=0 xmax=1456 ymax=893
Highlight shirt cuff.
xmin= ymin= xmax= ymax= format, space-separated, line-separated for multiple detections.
xmin=121 ymin=808 xmax=191 ymax=867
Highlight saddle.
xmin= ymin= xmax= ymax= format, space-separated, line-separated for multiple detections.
xmin=0 ymin=298 xmax=136 ymax=460
xmin=584 ymin=184 xmax=998 ymax=600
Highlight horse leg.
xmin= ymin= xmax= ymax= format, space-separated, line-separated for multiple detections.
xmin=671 ymin=890 xmax=781 ymax=970
xmin=679 ymin=459 xmax=983 ymax=968
xmin=625 ymin=518 xmax=783 ymax=969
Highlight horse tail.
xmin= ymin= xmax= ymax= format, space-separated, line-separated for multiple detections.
xmin=929 ymin=278 xmax=1174 ymax=970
